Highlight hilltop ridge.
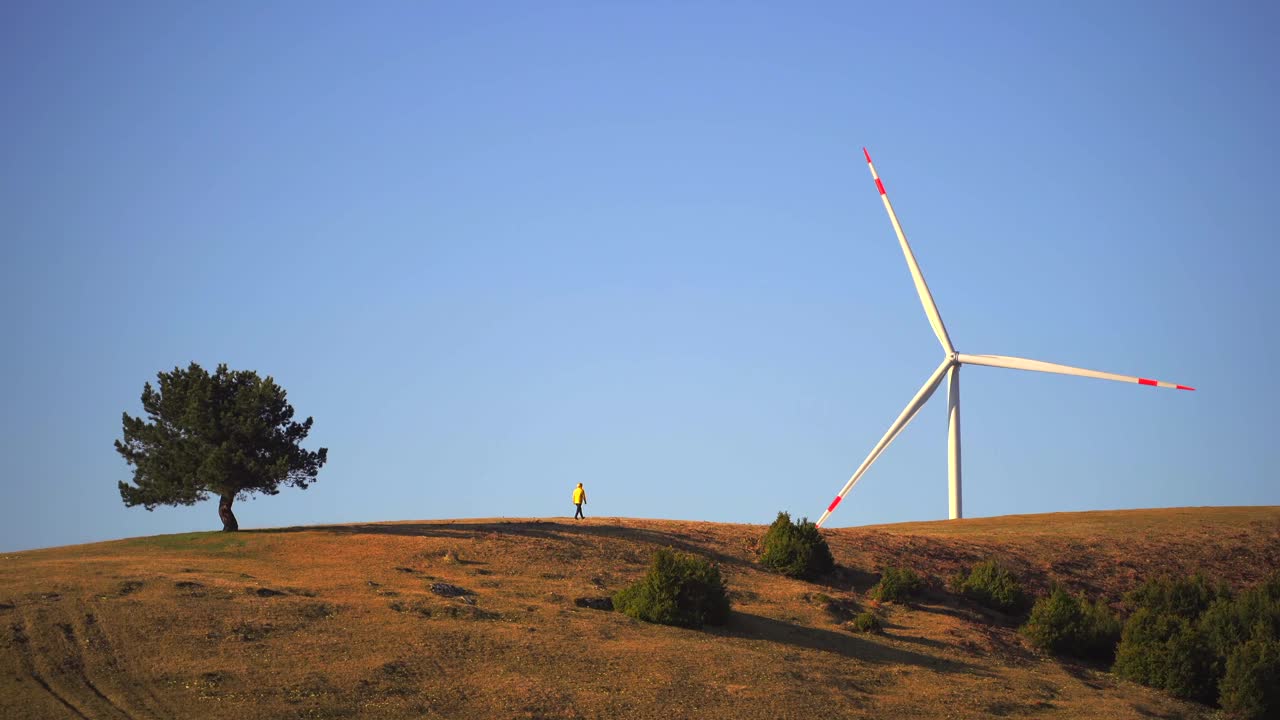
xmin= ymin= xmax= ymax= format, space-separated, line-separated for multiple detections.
xmin=2 ymin=506 xmax=1277 ymax=719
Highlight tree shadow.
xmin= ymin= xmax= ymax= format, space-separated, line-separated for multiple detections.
xmin=709 ymin=612 xmax=988 ymax=676
xmin=878 ymin=629 xmax=954 ymax=652
xmin=247 ymin=520 xmax=753 ymax=570
xmin=819 ymin=565 xmax=880 ymax=594
xmin=1060 ymin=659 xmax=1113 ymax=691
xmin=1131 ymin=703 xmax=1194 ymax=720
xmin=911 ymin=599 xmax=1023 ymax=629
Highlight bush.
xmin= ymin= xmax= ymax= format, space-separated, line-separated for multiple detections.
xmin=1021 ymin=588 xmax=1121 ymax=662
xmin=1219 ymin=635 xmax=1280 ymax=720
xmin=613 ymin=548 xmax=731 ymax=629
xmin=1114 ymin=608 xmax=1218 ymax=703
xmin=1111 ymin=572 xmax=1280 ymax=711
xmin=955 ymin=559 xmax=1028 ymax=614
xmin=1113 ymin=608 xmax=1172 ymax=687
xmin=850 ymin=611 xmax=881 ymax=633
xmin=1022 ymin=589 xmax=1080 ymax=654
xmin=871 ymin=567 xmax=924 ymax=603
xmin=1200 ymin=577 xmax=1280 ymax=665
xmin=1124 ymin=574 xmax=1226 ymax=621
xmin=1080 ymin=594 xmax=1124 ymax=659
xmin=1114 ymin=574 xmax=1256 ymax=707
xmin=759 ymin=512 xmax=835 ymax=580
xmin=1205 ymin=573 xmax=1280 ymax=716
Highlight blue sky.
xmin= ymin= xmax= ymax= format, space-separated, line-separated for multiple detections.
xmin=2 ymin=1 xmax=1276 ymax=552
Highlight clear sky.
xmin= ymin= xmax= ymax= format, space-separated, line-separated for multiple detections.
xmin=2 ymin=1 xmax=1276 ymax=552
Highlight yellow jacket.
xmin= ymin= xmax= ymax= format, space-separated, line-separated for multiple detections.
xmin=572 ymin=486 xmax=586 ymax=504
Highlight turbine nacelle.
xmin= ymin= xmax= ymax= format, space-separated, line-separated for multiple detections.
xmin=815 ymin=149 xmax=1194 ymax=528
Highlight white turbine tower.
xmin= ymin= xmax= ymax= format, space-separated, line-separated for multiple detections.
xmin=815 ymin=148 xmax=1194 ymax=527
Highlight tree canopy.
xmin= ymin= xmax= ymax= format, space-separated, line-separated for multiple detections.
xmin=115 ymin=362 xmax=328 ymax=531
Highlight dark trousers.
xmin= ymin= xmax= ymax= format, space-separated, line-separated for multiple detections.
xmin=574 ymin=503 xmax=584 ymax=519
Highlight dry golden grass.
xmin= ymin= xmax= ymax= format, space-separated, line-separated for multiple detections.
xmin=1 ymin=506 xmax=1277 ymax=719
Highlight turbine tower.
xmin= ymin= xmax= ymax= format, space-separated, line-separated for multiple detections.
xmin=815 ymin=149 xmax=1194 ymax=527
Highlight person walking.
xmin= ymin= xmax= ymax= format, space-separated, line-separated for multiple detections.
xmin=572 ymin=483 xmax=587 ymax=520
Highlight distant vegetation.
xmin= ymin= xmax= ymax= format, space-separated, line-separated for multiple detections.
xmin=115 ymin=362 xmax=328 ymax=531
xmin=1009 ymin=570 xmax=1280 ymax=717
xmin=1113 ymin=572 xmax=1280 ymax=717
xmin=612 ymin=548 xmax=731 ymax=629
xmin=759 ymin=512 xmax=834 ymax=580
xmin=952 ymin=558 xmax=1028 ymax=614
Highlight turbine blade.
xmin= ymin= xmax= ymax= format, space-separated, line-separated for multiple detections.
xmin=816 ymin=359 xmax=953 ymax=527
xmin=956 ymin=353 xmax=1195 ymax=391
xmin=863 ymin=147 xmax=954 ymax=354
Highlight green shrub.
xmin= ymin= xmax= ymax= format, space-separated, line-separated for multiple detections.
xmin=851 ymin=611 xmax=881 ymax=633
xmin=1114 ymin=607 xmax=1217 ymax=703
xmin=1204 ymin=573 xmax=1280 ymax=715
xmin=1021 ymin=589 xmax=1076 ymax=653
xmin=1021 ymin=588 xmax=1120 ymax=662
xmin=1199 ymin=597 xmax=1253 ymax=665
xmin=955 ymin=559 xmax=1027 ymax=614
xmin=1219 ymin=635 xmax=1280 ymax=720
xmin=1080 ymin=594 xmax=1124 ymax=659
xmin=613 ymin=548 xmax=730 ymax=629
xmin=1200 ymin=576 xmax=1280 ymax=664
xmin=759 ymin=512 xmax=835 ymax=580
xmin=1114 ymin=578 xmax=1233 ymax=707
xmin=871 ymin=566 xmax=924 ymax=603
xmin=1114 ymin=608 xmax=1175 ymax=687
xmin=1160 ymin=618 xmax=1220 ymax=704
xmin=1124 ymin=574 xmax=1226 ymax=621
xmin=1111 ymin=572 xmax=1280 ymax=710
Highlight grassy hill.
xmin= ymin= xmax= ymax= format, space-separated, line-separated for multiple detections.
xmin=2 ymin=506 xmax=1277 ymax=719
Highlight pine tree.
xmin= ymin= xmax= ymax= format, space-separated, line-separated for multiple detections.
xmin=115 ymin=362 xmax=328 ymax=531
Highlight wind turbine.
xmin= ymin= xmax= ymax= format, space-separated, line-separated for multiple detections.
xmin=814 ymin=148 xmax=1194 ymax=527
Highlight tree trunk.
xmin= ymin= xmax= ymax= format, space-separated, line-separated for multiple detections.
xmin=218 ymin=493 xmax=239 ymax=532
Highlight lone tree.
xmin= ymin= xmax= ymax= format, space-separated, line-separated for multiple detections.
xmin=115 ymin=362 xmax=328 ymax=531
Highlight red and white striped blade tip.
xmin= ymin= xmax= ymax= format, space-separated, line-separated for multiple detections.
xmin=1138 ymin=377 xmax=1196 ymax=391
xmin=862 ymin=147 xmax=872 ymax=164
